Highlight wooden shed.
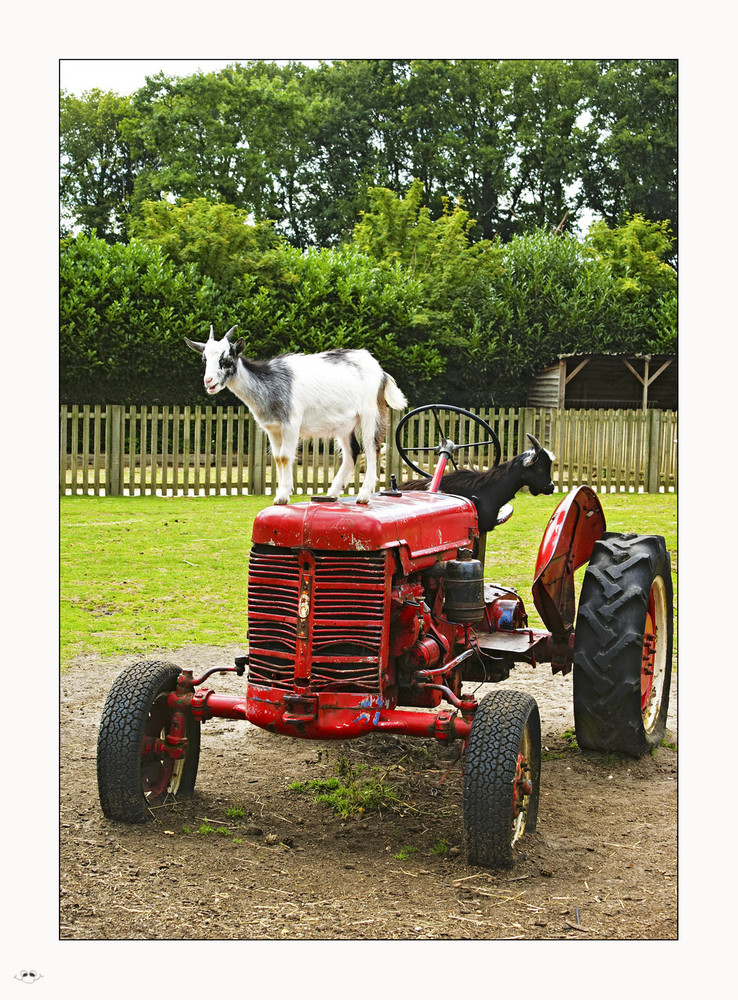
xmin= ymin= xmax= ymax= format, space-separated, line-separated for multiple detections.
xmin=526 ymin=353 xmax=677 ymax=411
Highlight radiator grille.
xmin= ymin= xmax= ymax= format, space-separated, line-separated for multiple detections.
xmin=247 ymin=547 xmax=388 ymax=692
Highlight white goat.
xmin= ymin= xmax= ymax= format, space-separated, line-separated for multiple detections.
xmin=185 ymin=325 xmax=407 ymax=504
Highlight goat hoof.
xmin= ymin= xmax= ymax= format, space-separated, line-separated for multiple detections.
xmin=273 ymin=495 xmax=289 ymax=505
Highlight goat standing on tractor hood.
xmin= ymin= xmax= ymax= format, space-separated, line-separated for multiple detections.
xmin=185 ymin=325 xmax=407 ymax=504
xmin=399 ymin=434 xmax=555 ymax=533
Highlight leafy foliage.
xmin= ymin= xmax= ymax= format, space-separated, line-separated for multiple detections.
xmin=60 ymin=88 xmax=140 ymax=242
xmin=59 ymin=222 xmax=436 ymax=405
xmin=60 ymin=190 xmax=676 ymax=407
xmin=128 ymin=198 xmax=283 ymax=284
xmin=586 ymin=213 xmax=677 ymax=353
xmin=580 ymin=60 xmax=678 ymax=249
xmin=351 ymin=187 xmax=677 ymax=404
xmin=59 ymin=232 xmax=224 ymax=404
xmin=60 ymin=59 xmax=678 ymax=251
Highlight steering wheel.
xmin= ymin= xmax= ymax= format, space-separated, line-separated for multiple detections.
xmin=395 ymin=404 xmax=502 ymax=479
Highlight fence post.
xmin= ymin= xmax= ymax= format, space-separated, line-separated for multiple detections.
xmin=60 ymin=405 xmax=68 ymax=494
xmin=516 ymin=407 xmax=527 ymax=452
xmin=60 ymin=403 xmax=677 ymax=498
xmin=106 ymin=404 xmax=124 ymax=496
xmin=646 ymin=408 xmax=662 ymax=493
xmin=250 ymin=420 xmax=266 ymax=495
xmin=517 ymin=407 xmax=536 ymax=452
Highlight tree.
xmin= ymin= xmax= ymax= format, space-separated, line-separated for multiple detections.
xmin=579 ymin=60 xmax=678 ymax=255
xmin=501 ymin=60 xmax=598 ymax=236
xmin=353 ymin=182 xmax=505 ymax=401
xmin=60 ymin=88 xmax=139 ymax=241
xmin=296 ymin=60 xmax=410 ymax=246
xmin=121 ymin=62 xmax=319 ymax=244
xmin=585 ymin=213 xmax=677 ymax=352
xmin=129 ymin=198 xmax=282 ymax=285
xmin=60 ymin=60 xmax=678 ymax=250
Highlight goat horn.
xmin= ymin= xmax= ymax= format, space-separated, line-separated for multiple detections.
xmin=208 ymin=324 xmax=214 ymax=340
xmin=527 ymin=433 xmax=543 ymax=453
xmin=225 ymin=325 xmax=238 ymax=341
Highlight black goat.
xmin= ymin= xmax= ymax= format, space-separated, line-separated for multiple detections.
xmin=399 ymin=434 xmax=555 ymax=533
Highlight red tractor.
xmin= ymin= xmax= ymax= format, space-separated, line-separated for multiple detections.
xmin=97 ymin=406 xmax=673 ymax=868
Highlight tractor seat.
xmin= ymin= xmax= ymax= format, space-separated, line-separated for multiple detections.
xmin=496 ymin=503 xmax=514 ymax=526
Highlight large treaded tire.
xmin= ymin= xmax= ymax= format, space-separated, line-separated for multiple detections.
xmin=573 ymin=533 xmax=673 ymax=757
xmin=463 ymin=688 xmax=541 ymax=869
xmin=97 ymin=661 xmax=201 ymax=823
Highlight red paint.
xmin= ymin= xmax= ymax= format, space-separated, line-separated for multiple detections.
xmin=641 ymin=587 xmax=657 ymax=714
xmin=532 ymin=486 xmax=606 ymax=639
xmin=172 ymin=478 xmax=608 ymax=747
xmin=428 ymin=452 xmax=450 ymax=493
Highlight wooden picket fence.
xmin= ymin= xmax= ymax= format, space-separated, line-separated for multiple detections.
xmin=59 ymin=404 xmax=677 ymax=497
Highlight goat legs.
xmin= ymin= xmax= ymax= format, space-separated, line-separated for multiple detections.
xmin=267 ymin=426 xmax=298 ymax=505
xmin=327 ymin=430 xmax=358 ymax=500
xmin=356 ymin=410 xmax=382 ymax=503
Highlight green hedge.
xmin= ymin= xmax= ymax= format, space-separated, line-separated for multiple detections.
xmin=60 ymin=198 xmax=676 ymax=408
xmin=60 ymin=234 xmax=437 ymax=406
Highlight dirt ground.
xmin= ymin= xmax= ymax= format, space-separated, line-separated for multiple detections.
xmin=60 ymin=644 xmax=677 ymax=941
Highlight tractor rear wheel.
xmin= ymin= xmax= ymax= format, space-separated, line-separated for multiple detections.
xmin=463 ymin=689 xmax=541 ymax=868
xmin=573 ymin=533 xmax=673 ymax=757
xmin=97 ymin=661 xmax=201 ymax=823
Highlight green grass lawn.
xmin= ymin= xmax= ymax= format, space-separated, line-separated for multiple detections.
xmin=60 ymin=491 xmax=677 ymax=669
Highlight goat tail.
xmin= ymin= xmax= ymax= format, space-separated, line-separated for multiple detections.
xmin=383 ymin=373 xmax=408 ymax=411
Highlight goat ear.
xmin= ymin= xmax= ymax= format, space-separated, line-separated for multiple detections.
xmin=232 ymin=338 xmax=245 ymax=357
xmin=184 ymin=337 xmax=206 ymax=354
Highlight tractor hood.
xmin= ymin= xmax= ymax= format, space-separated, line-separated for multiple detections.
xmin=251 ymin=491 xmax=479 ymax=573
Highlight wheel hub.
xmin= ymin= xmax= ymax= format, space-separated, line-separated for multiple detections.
xmin=512 ymin=752 xmax=532 ymax=843
xmin=641 ymin=623 xmax=656 ymax=712
xmin=140 ymin=697 xmax=188 ymax=801
xmin=640 ymin=576 xmax=668 ymax=734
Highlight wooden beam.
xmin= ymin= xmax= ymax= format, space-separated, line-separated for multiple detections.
xmin=623 ymin=359 xmax=645 ymax=385
xmin=645 ymin=359 xmax=672 ymax=386
xmin=557 ymin=359 xmax=567 ymax=408
xmin=622 ymin=357 xmax=649 ymax=410
xmin=642 ymin=358 xmax=649 ymax=411
xmin=565 ymin=358 xmax=590 ymax=384
xmin=623 ymin=357 xmax=672 ymax=411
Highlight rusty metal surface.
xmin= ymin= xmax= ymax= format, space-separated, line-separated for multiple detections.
xmin=251 ymin=491 xmax=478 ymax=572
xmin=531 ymin=486 xmax=606 ymax=638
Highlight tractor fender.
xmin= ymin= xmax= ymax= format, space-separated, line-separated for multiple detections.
xmin=531 ymin=485 xmax=606 ymax=638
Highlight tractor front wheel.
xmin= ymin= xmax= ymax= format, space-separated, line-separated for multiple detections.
xmin=97 ymin=661 xmax=201 ymax=823
xmin=573 ymin=533 xmax=673 ymax=757
xmin=463 ymin=689 xmax=541 ymax=868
